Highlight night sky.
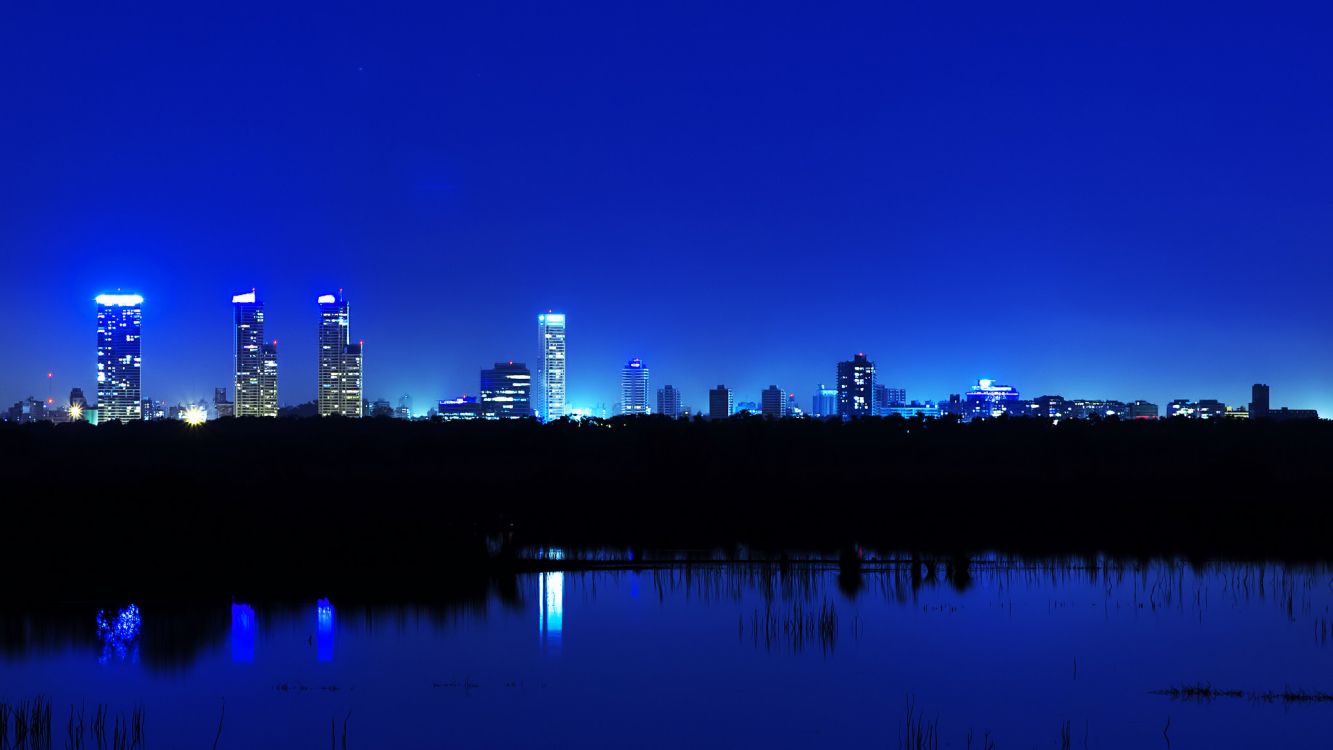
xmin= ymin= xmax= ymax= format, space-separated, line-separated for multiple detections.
xmin=4 ymin=2 xmax=1331 ymax=415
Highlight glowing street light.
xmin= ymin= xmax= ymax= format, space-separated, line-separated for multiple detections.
xmin=182 ymin=404 xmax=208 ymax=426
xmin=69 ymin=404 xmax=84 ymax=421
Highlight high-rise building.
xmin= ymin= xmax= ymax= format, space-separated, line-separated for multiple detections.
xmin=232 ymin=291 xmax=278 ymax=417
xmin=760 ymin=385 xmax=784 ymax=419
xmin=1250 ymin=384 xmax=1270 ymax=419
xmin=537 ymin=313 xmax=566 ymax=422
xmin=213 ymin=387 xmax=235 ymax=419
xmin=836 ymin=353 xmax=876 ymax=418
xmin=95 ymin=293 xmax=143 ymax=423
xmin=396 ymin=394 xmax=413 ymax=420
xmin=657 ymin=384 xmax=683 ymax=419
xmin=811 ymin=385 xmax=837 ymax=418
xmin=708 ymin=385 xmax=733 ymax=419
xmin=316 ymin=293 xmax=363 ymax=417
xmin=481 ymin=362 xmax=532 ymax=418
xmin=620 ymin=358 xmax=650 ymax=415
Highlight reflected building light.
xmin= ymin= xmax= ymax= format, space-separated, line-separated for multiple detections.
xmin=317 ymin=598 xmax=335 ymax=662
xmin=231 ymin=602 xmax=256 ymax=663
xmin=539 ymin=572 xmax=563 ymax=651
xmin=96 ymin=603 xmax=142 ymax=664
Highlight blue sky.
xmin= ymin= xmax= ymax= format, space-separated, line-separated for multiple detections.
xmin=3 ymin=1 xmax=1331 ymax=414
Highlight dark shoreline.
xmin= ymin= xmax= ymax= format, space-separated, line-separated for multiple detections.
xmin=5 ymin=415 xmax=1332 ymax=597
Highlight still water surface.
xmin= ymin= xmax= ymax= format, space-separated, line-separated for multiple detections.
xmin=2 ymin=555 xmax=1331 ymax=748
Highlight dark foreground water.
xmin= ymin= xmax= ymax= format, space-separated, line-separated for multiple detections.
xmin=3 ymin=555 xmax=1332 ymax=748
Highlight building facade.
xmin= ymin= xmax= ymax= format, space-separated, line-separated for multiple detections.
xmin=963 ymin=379 xmax=1021 ymax=420
xmin=481 ymin=362 xmax=532 ymax=418
xmin=708 ymin=385 xmax=733 ymax=419
xmin=760 ymin=385 xmax=784 ymax=419
xmin=657 ymin=385 xmax=683 ymax=418
xmin=836 ymin=353 xmax=876 ymax=418
xmin=620 ymin=358 xmax=650 ymax=415
xmin=1127 ymin=400 xmax=1159 ymax=419
xmin=537 ymin=313 xmax=566 ymax=422
xmin=811 ymin=385 xmax=837 ymax=418
xmin=316 ymin=293 xmax=363 ymax=417
xmin=96 ymin=293 xmax=144 ymax=422
xmin=1249 ymin=384 xmax=1270 ymax=419
xmin=232 ymin=291 xmax=278 ymax=417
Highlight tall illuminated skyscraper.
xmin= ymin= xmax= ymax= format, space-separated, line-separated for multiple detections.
xmin=620 ymin=358 xmax=650 ymax=415
xmin=317 ymin=293 xmax=363 ymax=417
xmin=232 ymin=291 xmax=278 ymax=417
xmin=95 ymin=293 xmax=143 ymax=422
xmin=537 ymin=312 xmax=566 ymax=421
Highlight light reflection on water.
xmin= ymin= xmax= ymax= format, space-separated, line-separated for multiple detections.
xmin=0 ymin=556 xmax=1330 ymax=748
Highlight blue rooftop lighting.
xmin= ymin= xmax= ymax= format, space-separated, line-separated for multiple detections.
xmin=94 ymin=293 xmax=143 ymax=306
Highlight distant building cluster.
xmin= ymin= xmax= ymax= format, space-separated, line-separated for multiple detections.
xmin=1 ymin=296 xmax=1325 ymax=427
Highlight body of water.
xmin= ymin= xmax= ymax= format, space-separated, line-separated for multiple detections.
xmin=2 ymin=554 xmax=1331 ymax=748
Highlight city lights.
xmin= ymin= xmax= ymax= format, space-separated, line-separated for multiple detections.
xmin=182 ymin=404 xmax=208 ymax=425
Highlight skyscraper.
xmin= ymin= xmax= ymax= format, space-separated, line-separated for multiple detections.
xmin=836 ymin=353 xmax=875 ymax=418
xmin=1250 ymin=384 xmax=1270 ymax=419
xmin=708 ymin=385 xmax=733 ymax=419
xmin=811 ymin=384 xmax=837 ymax=418
xmin=481 ymin=361 xmax=532 ymax=418
xmin=95 ymin=293 xmax=143 ymax=422
xmin=317 ymin=293 xmax=363 ymax=417
xmin=620 ymin=358 xmax=650 ymax=415
xmin=537 ymin=312 xmax=566 ymax=422
xmin=760 ymin=385 xmax=784 ymax=419
xmin=232 ymin=291 xmax=278 ymax=417
xmin=657 ymin=384 xmax=683 ymax=418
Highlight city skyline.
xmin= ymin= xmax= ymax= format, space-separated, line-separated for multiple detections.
xmin=5 ymin=289 xmax=1328 ymax=420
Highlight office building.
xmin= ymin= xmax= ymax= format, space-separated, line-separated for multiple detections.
xmin=214 ymin=387 xmax=234 ymax=418
xmin=1127 ymin=400 xmax=1159 ymax=419
xmin=620 ymin=358 xmax=650 ymax=415
xmin=95 ymin=293 xmax=143 ymax=422
xmin=811 ymin=385 xmax=837 ymax=418
xmin=657 ymin=384 xmax=684 ymax=419
xmin=1269 ymin=407 xmax=1320 ymax=421
xmin=437 ymin=396 xmax=492 ymax=421
xmin=481 ymin=362 xmax=532 ymax=418
xmin=232 ymin=291 xmax=278 ymax=417
xmin=874 ymin=384 xmax=907 ymax=415
xmin=786 ymin=392 xmax=801 ymax=418
xmin=1167 ymin=399 xmax=1227 ymax=419
xmin=880 ymin=401 xmax=942 ymax=419
xmin=963 ymin=379 xmax=1020 ymax=420
xmin=1249 ymin=384 xmax=1270 ymax=419
xmin=708 ymin=385 xmax=733 ymax=419
xmin=761 ymin=385 xmax=784 ymax=419
xmin=836 ymin=353 xmax=876 ymax=418
xmin=316 ymin=293 xmax=363 ymax=417
xmin=396 ymin=394 xmax=413 ymax=420
xmin=537 ymin=312 xmax=566 ymax=422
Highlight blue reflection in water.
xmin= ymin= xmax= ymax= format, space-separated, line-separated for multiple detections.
xmin=96 ymin=603 xmax=141 ymax=664
xmin=317 ymin=598 xmax=335 ymax=662
xmin=539 ymin=572 xmax=563 ymax=652
xmin=231 ymin=603 xmax=256 ymax=662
